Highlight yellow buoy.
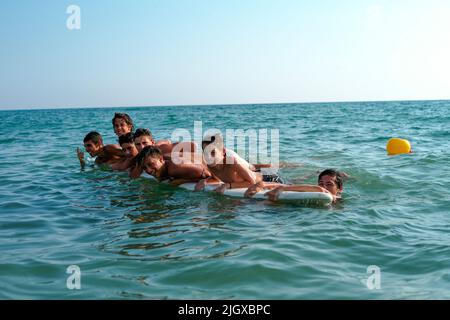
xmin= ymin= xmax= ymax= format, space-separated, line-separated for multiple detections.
xmin=386 ymin=138 xmax=411 ymax=155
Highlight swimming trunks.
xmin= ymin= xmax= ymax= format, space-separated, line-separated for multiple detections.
xmin=262 ymin=173 xmax=284 ymax=184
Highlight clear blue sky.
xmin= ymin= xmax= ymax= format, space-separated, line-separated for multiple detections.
xmin=1 ymin=0 xmax=449 ymax=109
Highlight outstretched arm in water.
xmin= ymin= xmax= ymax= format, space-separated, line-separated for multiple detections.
xmin=244 ymin=181 xmax=284 ymax=198
xmin=265 ymin=185 xmax=331 ymax=202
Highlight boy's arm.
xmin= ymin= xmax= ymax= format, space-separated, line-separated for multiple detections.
xmin=110 ymin=159 xmax=131 ymax=171
xmin=76 ymin=148 xmax=86 ymax=169
xmin=193 ymin=174 xmax=222 ymax=191
xmin=244 ymin=181 xmax=286 ymax=198
xmin=265 ymin=185 xmax=331 ymax=202
xmin=169 ymin=163 xmax=210 ymax=181
xmin=279 ymin=185 xmax=327 ymax=193
xmin=103 ymin=145 xmax=124 ymax=158
xmin=128 ymin=163 xmax=143 ymax=179
xmin=227 ymin=181 xmax=254 ymax=188
xmin=104 ymin=144 xmax=122 ymax=153
xmin=233 ymin=160 xmax=258 ymax=186
xmin=212 ymin=162 xmax=257 ymax=194
xmin=212 ymin=159 xmax=259 ymax=193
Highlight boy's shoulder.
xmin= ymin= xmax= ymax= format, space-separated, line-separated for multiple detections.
xmin=102 ymin=144 xmax=124 ymax=161
xmin=156 ymin=139 xmax=172 ymax=146
xmin=225 ymin=149 xmax=248 ymax=165
xmin=104 ymin=144 xmax=121 ymax=151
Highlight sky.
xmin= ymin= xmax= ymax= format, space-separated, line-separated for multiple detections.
xmin=1 ymin=0 xmax=450 ymax=110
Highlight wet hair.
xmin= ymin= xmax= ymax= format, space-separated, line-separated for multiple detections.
xmin=118 ymin=132 xmax=134 ymax=146
xmin=133 ymin=128 xmax=154 ymax=141
xmin=112 ymin=113 xmax=134 ymax=132
xmin=201 ymin=133 xmax=223 ymax=149
xmin=136 ymin=146 xmax=163 ymax=167
xmin=83 ymin=131 xmax=103 ymax=145
xmin=318 ymin=169 xmax=344 ymax=189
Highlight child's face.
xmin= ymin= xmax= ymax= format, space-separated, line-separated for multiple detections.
xmin=135 ymin=136 xmax=154 ymax=152
xmin=114 ymin=119 xmax=132 ymax=137
xmin=143 ymin=156 xmax=164 ymax=177
xmin=318 ymin=175 xmax=341 ymax=195
xmin=84 ymin=140 xmax=101 ymax=156
xmin=121 ymin=142 xmax=138 ymax=159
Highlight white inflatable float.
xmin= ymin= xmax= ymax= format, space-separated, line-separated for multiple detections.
xmin=142 ymin=173 xmax=333 ymax=206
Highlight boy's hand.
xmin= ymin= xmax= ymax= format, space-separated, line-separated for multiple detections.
xmin=129 ymin=165 xmax=143 ymax=179
xmin=265 ymin=186 xmax=285 ymax=202
xmin=213 ymin=184 xmax=227 ymax=195
xmin=76 ymin=147 xmax=84 ymax=161
xmin=194 ymin=179 xmax=208 ymax=191
xmin=244 ymin=181 xmax=264 ymax=198
xmin=76 ymin=147 xmax=86 ymax=169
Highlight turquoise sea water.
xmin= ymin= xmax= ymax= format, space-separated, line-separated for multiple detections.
xmin=0 ymin=101 xmax=449 ymax=299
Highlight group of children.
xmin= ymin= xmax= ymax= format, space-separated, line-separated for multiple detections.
xmin=77 ymin=113 xmax=345 ymax=203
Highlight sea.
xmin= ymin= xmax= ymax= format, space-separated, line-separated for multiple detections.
xmin=0 ymin=100 xmax=449 ymax=299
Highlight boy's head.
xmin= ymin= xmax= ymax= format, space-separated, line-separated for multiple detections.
xmin=112 ymin=113 xmax=134 ymax=137
xmin=201 ymin=133 xmax=225 ymax=166
xmin=138 ymin=146 xmax=164 ymax=178
xmin=318 ymin=169 xmax=344 ymax=196
xmin=83 ymin=131 xmax=103 ymax=156
xmin=118 ymin=133 xmax=138 ymax=159
xmin=133 ymin=128 xmax=155 ymax=152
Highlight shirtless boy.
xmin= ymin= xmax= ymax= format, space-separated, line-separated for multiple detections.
xmin=112 ymin=113 xmax=134 ymax=138
xmin=137 ymin=146 xmax=212 ymax=186
xmin=76 ymin=131 xmax=124 ymax=169
xmin=110 ymin=133 xmax=139 ymax=171
xmin=246 ymin=169 xmax=345 ymax=203
xmin=194 ymin=134 xmax=281 ymax=193
xmin=133 ymin=128 xmax=196 ymax=157
xmin=133 ymin=128 xmax=172 ymax=153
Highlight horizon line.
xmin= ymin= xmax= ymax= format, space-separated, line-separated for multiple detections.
xmin=1 ymin=98 xmax=449 ymax=112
